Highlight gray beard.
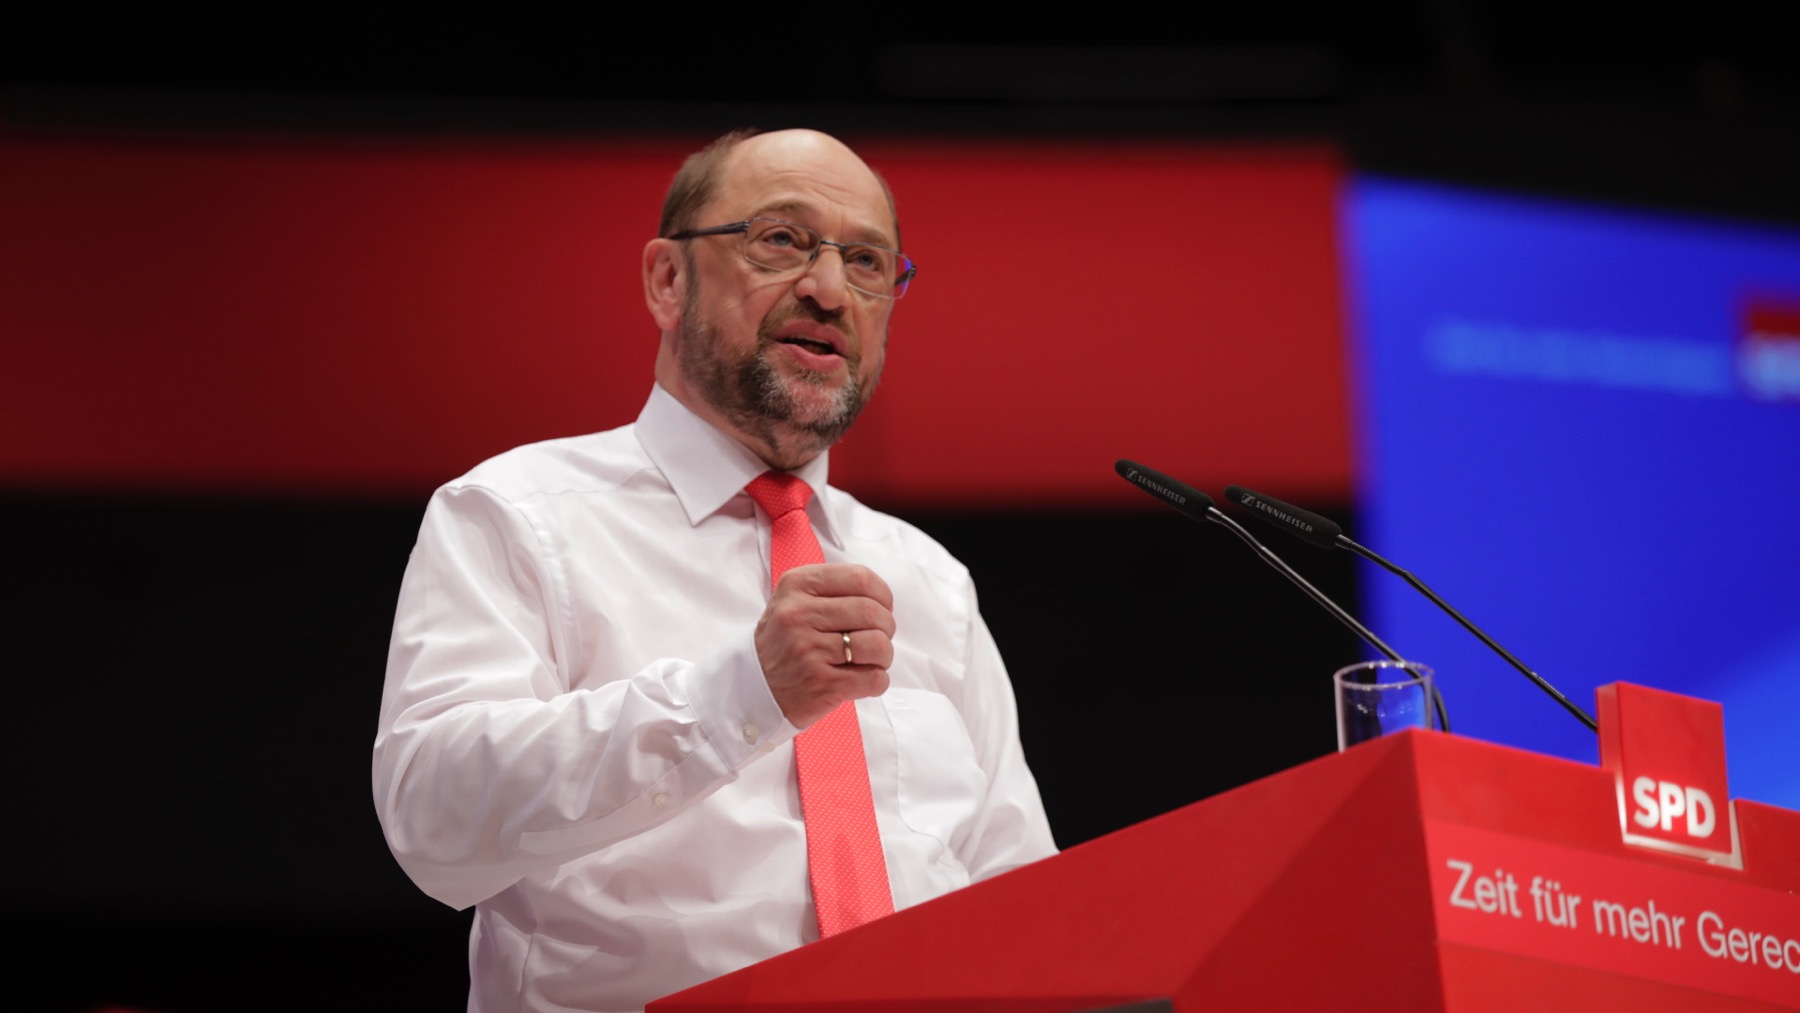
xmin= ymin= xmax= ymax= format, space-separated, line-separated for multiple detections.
xmin=678 ymin=293 xmax=879 ymax=468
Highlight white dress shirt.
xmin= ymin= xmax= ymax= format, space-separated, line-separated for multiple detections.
xmin=373 ymin=385 xmax=1056 ymax=1013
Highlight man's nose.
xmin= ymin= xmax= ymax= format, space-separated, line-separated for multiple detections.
xmin=793 ymin=245 xmax=851 ymax=311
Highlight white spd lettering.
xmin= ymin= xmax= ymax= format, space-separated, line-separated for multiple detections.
xmin=1695 ymin=911 xmax=1800 ymax=972
xmin=1630 ymin=776 xmax=1717 ymax=838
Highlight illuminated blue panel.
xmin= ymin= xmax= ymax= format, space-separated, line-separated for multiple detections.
xmin=1345 ymin=177 xmax=1800 ymax=807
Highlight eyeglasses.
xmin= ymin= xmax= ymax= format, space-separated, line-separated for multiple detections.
xmin=670 ymin=217 xmax=917 ymax=300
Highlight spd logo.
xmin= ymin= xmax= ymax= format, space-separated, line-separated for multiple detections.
xmin=1598 ymin=683 xmax=1740 ymax=867
xmin=1629 ymin=778 xmax=1716 ymax=838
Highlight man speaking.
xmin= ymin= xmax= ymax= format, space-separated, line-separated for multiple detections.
xmin=373 ymin=128 xmax=1056 ymax=1012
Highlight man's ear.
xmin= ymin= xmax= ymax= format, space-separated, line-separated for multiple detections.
xmin=643 ymin=238 xmax=685 ymax=331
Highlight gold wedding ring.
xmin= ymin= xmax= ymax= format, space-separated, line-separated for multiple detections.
xmin=842 ymin=632 xmax=854 ymax=665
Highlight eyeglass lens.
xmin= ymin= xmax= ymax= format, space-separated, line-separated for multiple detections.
xmin=741 ymin=219 xmax=909 ymax=298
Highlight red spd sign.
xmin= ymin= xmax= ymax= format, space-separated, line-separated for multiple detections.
xmin=1598 ymin=683 xmax=1740 ymax=867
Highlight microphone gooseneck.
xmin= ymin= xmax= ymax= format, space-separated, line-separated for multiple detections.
xmin=1116 ymin=461 xmax=1450 ymax=735
xmin=1224 ymin=484 xmax=1596 ymax=733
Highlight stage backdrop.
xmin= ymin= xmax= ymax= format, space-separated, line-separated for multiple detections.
xmin=1346 ymin=176 xmax=1800 ymax=808
xmin=1 ymin=134 xmax=1352 ymax=505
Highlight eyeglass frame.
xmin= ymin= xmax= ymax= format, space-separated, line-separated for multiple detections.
xmin=668 ymin=217 xmax=918 ymax=300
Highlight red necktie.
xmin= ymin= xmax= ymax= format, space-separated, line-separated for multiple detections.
xmin=744 ymin=471 xmax=895 ymax=937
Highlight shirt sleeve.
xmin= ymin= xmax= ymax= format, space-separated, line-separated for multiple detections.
xmin=954 ymin=581 xmax=1060 ymax=881
xmin=371 ymin=483 xmax=796 ymax=911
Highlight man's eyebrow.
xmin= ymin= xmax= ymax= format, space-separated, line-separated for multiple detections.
xmin=752 ymin=200 xmax=811 ymax=219
xmin=750 ymin=200 xmax=896 ymax=247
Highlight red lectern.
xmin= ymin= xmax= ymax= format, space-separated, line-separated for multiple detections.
xmin=652 ymin=685 xmax=1800 ymax=1011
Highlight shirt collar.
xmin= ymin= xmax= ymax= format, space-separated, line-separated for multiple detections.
xmin=634 ymin=384 xmax=842 ymax=549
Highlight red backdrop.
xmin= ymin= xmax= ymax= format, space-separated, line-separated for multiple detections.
xmin=1 ymin=134 xmax=1349 ymax=506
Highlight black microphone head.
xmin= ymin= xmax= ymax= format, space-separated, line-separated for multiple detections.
xmin=1115 ymin=459 xmax=1216 ymax=523
xmin=1224 ymin=485 xmax=1342 ymax=549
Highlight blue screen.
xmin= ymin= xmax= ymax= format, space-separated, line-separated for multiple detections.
xmin=1346 ymin=177 xmax=1800 ymax=808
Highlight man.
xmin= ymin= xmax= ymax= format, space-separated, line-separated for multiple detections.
xmin=373 ymin=129 xmax=1056 ymax=1013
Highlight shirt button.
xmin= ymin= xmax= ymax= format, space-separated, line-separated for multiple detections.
xmin=742 ymin=722 xmax=760 ymax=744
xmin=653 ymin=792 xmax=671 ymax=808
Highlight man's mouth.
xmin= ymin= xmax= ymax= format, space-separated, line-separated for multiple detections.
xmin=763 ymin=305 xmax=853 ymax=363
xmin=777 ymin=336 xmax=841 ymax=357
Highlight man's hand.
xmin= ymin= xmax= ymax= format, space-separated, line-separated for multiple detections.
xmin=755 ymin=563 xmax=895 ymax=728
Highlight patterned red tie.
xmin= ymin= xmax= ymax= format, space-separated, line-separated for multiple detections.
xmin=744 ymin=471 xmax=895 ymax=937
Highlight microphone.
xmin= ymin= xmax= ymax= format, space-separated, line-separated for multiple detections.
xmin=1114 ymin=461 xmax=1445 ymax=734
xmin=1223 ymin=485 xmax=1596 ymax=733
xmin=1224 ymin=487 xmax=1340 ymax=550
xmin=1115 ymin=461 xmax=1394 ymax=656
xmin=1114 ymin=459 xmax=1216 ymax=525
